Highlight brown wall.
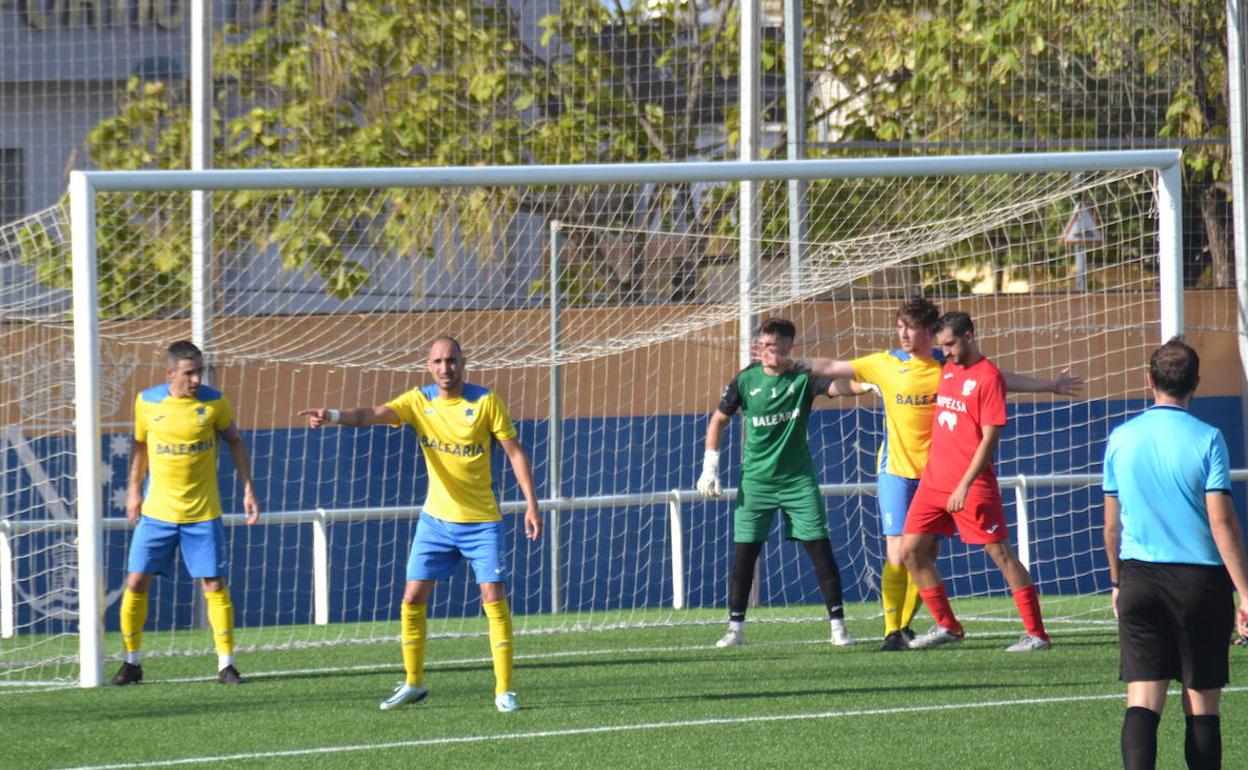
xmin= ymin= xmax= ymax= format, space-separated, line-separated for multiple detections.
xmin=5 ymin=290 xmax=1238 ymax=432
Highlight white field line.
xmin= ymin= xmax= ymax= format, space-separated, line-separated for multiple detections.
xmin=49 ymin=686 xmax=1248 ymax=770
xmin=0 ymin=625 xmax=1119 ymax=692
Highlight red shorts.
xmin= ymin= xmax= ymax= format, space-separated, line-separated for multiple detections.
xmin=904 ymin=482 xmax=1009 ymax=544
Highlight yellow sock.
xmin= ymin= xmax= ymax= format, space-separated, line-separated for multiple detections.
xmin=203 ymin=589 xmax=235 ymax=656
xmin=880 ymin=561 xmax=907 ymax=635
xmin=401 ymin=603 xmax=427 ymax=687
xmin=483 ymin=598 xmax=514 ymax=696
xmin=899 ymin=569 xmax=922 ymax=631
xmin=120 ymin=589 xmax=148 ymax=655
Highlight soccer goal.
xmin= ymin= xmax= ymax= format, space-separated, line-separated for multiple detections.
xmin=1 ymin=150 xmax=1203 ymax=687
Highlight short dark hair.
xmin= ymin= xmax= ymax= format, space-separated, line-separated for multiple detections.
xmin=428 ymin=335 xmax=464 ymax=358
xmin=937 ymin=311 xmax=974 ymax=338
xmin=1149 ymin=337 xmax=1199 ymax=398
xmin=754 ymin=318 xmax=796 ymax=341
xmin=166 ymin=340 xmax=203 ymax=365
xmin=897 ymin=297 xmax=940 ymax=332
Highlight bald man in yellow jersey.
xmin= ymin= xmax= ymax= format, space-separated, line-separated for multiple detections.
xmin=300 ymin=336 xmax=541 ymax=713
xmin=112 ymin=340 xmax=260 ymax=686
xmin=800 ymin=298 xmax=1081 ymax=650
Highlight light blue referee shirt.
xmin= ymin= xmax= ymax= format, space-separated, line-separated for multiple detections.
xmin=1102 ymin=405 xmax=1232 ymax=566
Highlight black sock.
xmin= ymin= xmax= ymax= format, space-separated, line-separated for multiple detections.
xmin=800 ymin=538 xmax=845 ymax=620
xmin=1184 ymin=714 xmax=1220 ymax=770
xmin=728 ymin=542 xmax=764 ymax=622
xmin=1122 ymin=706 xmax=1160 ymax=770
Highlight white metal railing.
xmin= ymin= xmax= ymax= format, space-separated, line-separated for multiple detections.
xmin=7 ymin=469 xmax=1243 ymax=638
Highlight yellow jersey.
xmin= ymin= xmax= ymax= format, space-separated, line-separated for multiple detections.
xmin=386 ymin=382 xmax=517 ymax=523
xmin=134 ymin=384 xmax=234 ymax=523
xmin=850 ymin=349 xmax=945 ymax=479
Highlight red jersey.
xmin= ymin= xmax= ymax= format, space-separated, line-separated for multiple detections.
xmin=921 ymin=356 xmax=1006 ymax=494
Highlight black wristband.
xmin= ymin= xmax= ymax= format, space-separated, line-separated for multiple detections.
xmin=1110 ymin=581 xmax=1119 ymax=589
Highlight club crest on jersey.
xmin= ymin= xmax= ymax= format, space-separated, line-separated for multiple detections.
xmin=196 ymin=406 xmax=206 ymax=424
xmin=464 ymin=407 xmax=475 ymax=424
xmin=961 ymin=379 xmax=978 ymax=396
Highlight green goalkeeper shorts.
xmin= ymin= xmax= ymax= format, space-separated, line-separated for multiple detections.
xmin=733 ymin=475 xmax=828 ymax=543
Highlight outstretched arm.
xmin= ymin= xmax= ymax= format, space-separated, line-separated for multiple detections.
xmin=1002 ymin=369 xmax=1083 ymax=397
xmin=747 ymin=339 xmax=857 ymax=380
xmin=826 ymin=379 xmax=873 ymax=398
xmin=500 ymin=436 xmax=542 ymax=541
xmin=801 ymin=357 xmax=857 ymax=380
xmin=298 ymin=405 xmax=399 ymax=428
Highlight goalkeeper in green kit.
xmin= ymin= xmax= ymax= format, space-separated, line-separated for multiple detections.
xmin=697 ymin=318 xmax=856 ymax=647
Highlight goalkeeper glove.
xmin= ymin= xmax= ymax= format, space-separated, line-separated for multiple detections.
xmin=696 ymin=449 xmax=723 ymax=497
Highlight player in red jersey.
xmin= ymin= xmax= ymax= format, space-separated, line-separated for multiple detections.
xmin=901 ymin=311 xmax=1051 ymax=652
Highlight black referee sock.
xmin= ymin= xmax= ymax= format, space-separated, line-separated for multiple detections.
xmin=1184 ymin=714 xmax=1220 ymax=770
xmin=1122 ymin=706 xmax=1160 ymax=770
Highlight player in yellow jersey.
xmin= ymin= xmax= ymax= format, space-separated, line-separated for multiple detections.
xmin=112 ymin=341 xmax=261 ymax=686
xmin=299 ymin=336 xmax=541 ymax=713
xmin=797 ymin=298 xmax=1081 ymax=650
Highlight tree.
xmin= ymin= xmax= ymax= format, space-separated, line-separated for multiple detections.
xmin=24 ymin=0 xmax=764 ymax=312
xmin=24 ymin=0 xmax=543 ymax=317
xmin=802 ymin=0 xmax=1233 ymax=288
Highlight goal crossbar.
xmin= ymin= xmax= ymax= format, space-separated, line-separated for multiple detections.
xmin=74 ymin=150 xmax=1182 ymax=192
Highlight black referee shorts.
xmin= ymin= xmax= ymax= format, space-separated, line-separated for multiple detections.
xmin=1118 ymin=560 xmax=1235 ymax=689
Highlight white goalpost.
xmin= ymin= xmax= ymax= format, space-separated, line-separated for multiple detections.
xmin=1 ymin=150 xmax=1193 ymax=687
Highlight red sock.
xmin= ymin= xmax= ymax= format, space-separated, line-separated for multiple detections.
xmin=918 ymin=585 xmax=963 ymax=636
xmin=1012 ymin=584 xmax=1048 ymax=639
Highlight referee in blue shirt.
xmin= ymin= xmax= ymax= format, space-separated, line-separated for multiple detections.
xmin=1103 ymin=337 xmax=1248 ymax=770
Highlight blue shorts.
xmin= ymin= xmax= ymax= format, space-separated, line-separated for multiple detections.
xmin=877 ymin=473 xmax=921 ymax=537
xmin=406 ymin=513 xmax=507 ymax=584
xmin=127 ymin=516 xmax=229 ymax=579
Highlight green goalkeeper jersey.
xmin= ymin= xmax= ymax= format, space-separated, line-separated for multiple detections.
xmin=716 ymin=364 xmax=833 ymax=482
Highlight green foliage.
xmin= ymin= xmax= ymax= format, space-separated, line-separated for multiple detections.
xmin=798 ymin=1 xmax=1232 ymax=288
xmin=30 ymin=0 xmax=1234 ymax=311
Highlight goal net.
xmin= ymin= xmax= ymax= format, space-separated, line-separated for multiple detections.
xmin=0 ymin=152 xmax=1207 ymax=686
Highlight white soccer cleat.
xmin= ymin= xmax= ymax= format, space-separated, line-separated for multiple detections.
xmin=714 ymin=628 xmax=744 ymax=648
xmin=1005 ymin=634 xmax=1052 ymax=652
xmin=908 ymin=625 xmax=964 ymax=649
xmin=830 ymin=622 xmax=855 ymax=647
xmin=495 ymin=691 xmax=519 ymax=713
xmin=379 ymin=682 xmax=429 ymax=711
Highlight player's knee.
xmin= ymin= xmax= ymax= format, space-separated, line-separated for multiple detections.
xmin=402 ymin=579 xmax=434 ymax=606
xmin=982 ymin=541 xmax=1017 ymax=569
xmin=899 ymin=541 xmax=924 ymax=571
xmin=478 ymin=581 xmax=507 ymax=604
